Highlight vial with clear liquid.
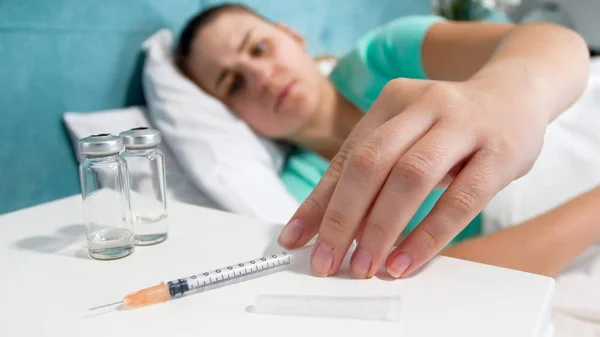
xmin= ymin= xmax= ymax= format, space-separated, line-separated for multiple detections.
xmin=78 ymin=134 xmax=135 ymax=260
xmin=120 ymin=127 xmax=169 ymax=245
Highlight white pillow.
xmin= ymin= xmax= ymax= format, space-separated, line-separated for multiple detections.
xmin=141 ymin=29 xmax=301 ymax=225
xmin=482 ymin=58 xmax=600 ymax=233
xmin=62 ymin=106 xmax=221 ymax=210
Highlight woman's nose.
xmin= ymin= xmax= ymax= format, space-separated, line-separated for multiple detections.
xmin=244 ymin=61 xmax=272 ymax=91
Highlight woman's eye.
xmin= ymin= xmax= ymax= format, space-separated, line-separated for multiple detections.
xmin=251 ymin=42 xmax=266 ymax=56
xmin=227 ymin=75 xmax=244 ymax=96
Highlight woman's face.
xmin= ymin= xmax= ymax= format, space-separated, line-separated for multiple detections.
xmin=185 ymin=10 xmax=325 ymax=139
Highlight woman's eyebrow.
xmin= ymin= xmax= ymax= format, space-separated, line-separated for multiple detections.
xmin=215 ymin=28 xmax=254 ymax=89
xmin=237 ymin=28 xmax=254 ymax=53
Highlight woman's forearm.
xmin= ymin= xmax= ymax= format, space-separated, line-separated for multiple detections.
xmin=440 ymin=186 xmax=600 ymax=277
xmin=468 ymin=22 xmax=590 ymax=123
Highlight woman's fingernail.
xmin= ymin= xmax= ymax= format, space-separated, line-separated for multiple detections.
xmin=278 ymin=219 xmax=304 ymax=247
xmin=312 ymin=242 xmax=334 ymax=276
xmin=387 ymin=253 xmax=412 ymax=278
xmin=350 ymin=249 xmax=372 ymax=279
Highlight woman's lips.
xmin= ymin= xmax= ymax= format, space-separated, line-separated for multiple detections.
xmin=275 ymin=81 xmax=296 ymax=111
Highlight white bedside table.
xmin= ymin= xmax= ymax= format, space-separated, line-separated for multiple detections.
xmin=0 ymin=195 xmax=554 ymax=336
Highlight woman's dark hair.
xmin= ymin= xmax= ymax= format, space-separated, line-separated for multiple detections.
xmin=174 ymin=3 xmax=265 ymax=76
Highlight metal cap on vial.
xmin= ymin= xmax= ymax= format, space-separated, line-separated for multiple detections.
xmin=78 ymin=133 xmax=124 ymax=157
xmin=119 ymin=127 xmax=162 ymax=149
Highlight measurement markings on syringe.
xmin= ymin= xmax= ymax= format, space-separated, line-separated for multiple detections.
xmin=185 ymin=254 xmax=292 ymax=290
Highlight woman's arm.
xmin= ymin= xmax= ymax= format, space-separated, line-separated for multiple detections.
xmin=422 ymin=20 xmax=590 ymax=123
xmin=285 ymin=18 xmax=593 ymax=279
xmin=439 ymin=186 xmax=600 ymax=277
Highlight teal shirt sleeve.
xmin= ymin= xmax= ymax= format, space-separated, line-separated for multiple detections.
xmin=363 ymin=15 xmax=446 ymax=80
xmin=329 ymin=15 xmax=445 ymax=111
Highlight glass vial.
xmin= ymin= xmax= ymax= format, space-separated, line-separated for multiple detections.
xmin=120 ymin=127 xmax=168 ymax=245
xmin=78 ymin=134 xmax=135 ymax=260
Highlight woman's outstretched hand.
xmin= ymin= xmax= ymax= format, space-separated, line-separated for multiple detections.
xmin=277 ymin=20 xmax=589 ymax=279
xmin=277 ymin=77 xmax=548 ymax=279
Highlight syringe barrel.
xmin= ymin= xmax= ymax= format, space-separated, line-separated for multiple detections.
xmin=168 ymin=245 xmax=314 ymax=298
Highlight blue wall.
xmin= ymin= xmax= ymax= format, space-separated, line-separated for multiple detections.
xmin=208 ymin=0 xmax=432 ymax=55
xmin=0 ymin=0 xmax=432 ymax=214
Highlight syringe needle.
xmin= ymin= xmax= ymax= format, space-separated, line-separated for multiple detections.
xmin=89 ymin=300 xmax=123 ymax=311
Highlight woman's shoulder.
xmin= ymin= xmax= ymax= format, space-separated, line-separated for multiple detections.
xmin=320 ymin=15 xmax=446 ymax=111
xmin=334 ymin=14 xmax=446 ymax=82
xmin=357 ymin=14 xmax=446 ymax=49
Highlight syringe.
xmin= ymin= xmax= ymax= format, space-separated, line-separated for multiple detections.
xmin=90 ymin=245 xmax=314 ymax=310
